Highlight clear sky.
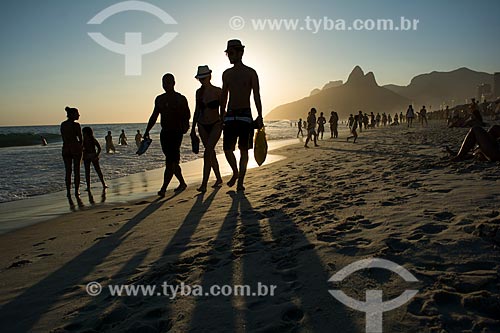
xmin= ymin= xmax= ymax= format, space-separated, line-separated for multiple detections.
xmin=1 ymin=0 xmax=499 ymax=126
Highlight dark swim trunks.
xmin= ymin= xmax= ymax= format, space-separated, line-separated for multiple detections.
xmin=223 ymin=120 xmax=254 ymax=151
xmin=160 ymin=130 xmax=183 ymax=163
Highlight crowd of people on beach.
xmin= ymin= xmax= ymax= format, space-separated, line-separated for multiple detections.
xmin=297 ymin=104 xmax=431 ymax=147
xmin=60 ymin=39 xmax=263 ymax=199
xmin=295 ymin=98 xmax=500 ymax=163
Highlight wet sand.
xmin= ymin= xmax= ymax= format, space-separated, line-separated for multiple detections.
xmin=0 ymin=139 xmax=298 ymax=234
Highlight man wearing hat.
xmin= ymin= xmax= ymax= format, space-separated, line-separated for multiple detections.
xmin=221 ymin=39 xmax=264 ymax=191
xmin=144 ymin=73 xmax=191 ymax=197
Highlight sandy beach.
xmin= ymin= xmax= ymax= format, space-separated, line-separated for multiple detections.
xmin=1 ymin=121 xmax=499 ymax=333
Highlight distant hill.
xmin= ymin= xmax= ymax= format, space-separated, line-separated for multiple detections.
xmin=310 ymin=81 xmax=343 ymax=96
xmin=266 ymin=66 xmax=410 ymax=120
xmin=383 ymin=67 xmax=493 ymax=108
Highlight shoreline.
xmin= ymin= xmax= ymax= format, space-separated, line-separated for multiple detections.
xmin=0 ymin=138 xmax=299 ymax=234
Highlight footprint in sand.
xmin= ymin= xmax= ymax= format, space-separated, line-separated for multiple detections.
xmin=385 ymin=238 xmax=411 ymax=253
xmin=281 ymin=304 xmax=304 ymax=323
xmin=415 ymin=223 xmax=447 ymax=234
xmin=8 ymin=259 xmax=32 ymax=269
xmin=433 ymin=211 xmax=455 ymax=221
xmin=36 ymin=253 xmax=54 ymax=258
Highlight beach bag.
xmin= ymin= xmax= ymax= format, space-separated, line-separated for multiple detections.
xmin=254 ymin=127 xmax=267 ymax=166
xmin=191 ymin=133 xmax=200 ymax=154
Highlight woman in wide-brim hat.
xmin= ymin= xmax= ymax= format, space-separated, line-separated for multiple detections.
xmin=190 ymin=65 xmax=223 ymax=192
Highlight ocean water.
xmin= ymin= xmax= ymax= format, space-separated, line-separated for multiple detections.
xmin=0 ymin=121 xmax=298 ymax=203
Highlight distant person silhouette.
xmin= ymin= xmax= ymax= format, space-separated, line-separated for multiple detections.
xmin=363 ymin=113 xmax=369 ymax=130
xmin=464 ymin=98 xmax=485 ymax=127
xmin=119 ymin=129 xmax=128 ymax=145
xmin=191 ymin=65 xmax=224 ymax=192
xmin=420 ymin=105 xmax=428 ymax=127
xmin=297 ymin=118 xmax=304 ymax=137
xmin=317 ymin=112 xmax=326 ymax=140
xmin=370 ymin=112 xmax=375 ymax=128
xmin=61 ymin=106 xmax=83 ymax=198
xmin=391 ymin=113 xmax=400 ymax=126
xmin=347 ymin=114 xmax=354 ymax=129
xmin=221 ymin=39 xmax=264 ymax=191
xmin=82 ymin=126 xmax=107 ymax=191
xmin=41 ymin=136 xmax=48 ymax=146
xmin=406 ymin=105 xmax=415 ymax=128
xmin=329 ymin=111 xmax=339 ymax=138
xmin=347 ymin=114 xmax=359 ymax=143
xmin=358 ymin=110 xmax=364 ymax=132
xmin=305 ymin=108 xmax=319 ymax=148
xmin=105 ymin=131 xmax=116 ymax=153
xmin=144 ymin=73 xmax=191 ymax=197
xmin=135 ymin=130 xmax=142 ymax=148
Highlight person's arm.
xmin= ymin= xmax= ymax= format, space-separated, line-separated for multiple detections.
xmin=94 ymin=138 xmax=102 ymax=156
xmin=191 ymin=89 xmax=201 ymax=136
xmin=221 ymin=71 xmax=229 ymax=120
xmin=251 ymin=69 xmax=263 ymax=128
xmin=76 ymin=123 xmax=83 ymax=145
xmin=182 ymin=96 xmax=191 ymax=134
xmin=144 ymin=98 xmax=160 ymax=138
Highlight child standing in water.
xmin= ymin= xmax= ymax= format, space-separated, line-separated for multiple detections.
xmin=82 ymin=127 xmax=107 ymax=191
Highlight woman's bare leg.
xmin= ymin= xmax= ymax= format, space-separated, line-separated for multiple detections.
xmin=73 ymin=157 xmax=81 ymax=196
xmin=84 ymin=160 xmax=91 ymax=191
xmin=454 ymin=126 xmax=500 ymax=161
xmin=64 ymin=157 xmax=72 ymax=197
xmin=199 ymin=123 xmax=223 ymax=190
xmin=92 ymin=160 xmax=107 ymax=187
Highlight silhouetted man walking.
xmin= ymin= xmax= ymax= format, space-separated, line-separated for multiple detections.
xmin=144 ymin=73 xmax=190 ymax=197
xmin=221 ymin=39 xmax=263 ymax=191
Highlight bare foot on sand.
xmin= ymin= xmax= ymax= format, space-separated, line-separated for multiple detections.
xmin=212 ymin=179 xmax=223 ymax=188
xmin=174 ymin=183 xmax=187 ymax=192
xmin=227 ymin=173 xmax=238 ymax=187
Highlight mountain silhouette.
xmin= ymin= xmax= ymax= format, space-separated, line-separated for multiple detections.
xmin=383 ymin=67 xmax=493 ymax=107
xmin=266 ymin=66 xmax=409 ymax=120
xmin=310 ymin=80 xmax=343 ymax=96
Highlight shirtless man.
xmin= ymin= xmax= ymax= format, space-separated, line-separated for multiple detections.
xmin=221 ymin=39 xmax=263 ymax=191
xmin=144 ymin=73 xmax=191 ymax=196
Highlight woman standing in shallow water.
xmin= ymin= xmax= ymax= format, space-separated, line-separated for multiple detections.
xmin=61 ymin=106 xmax=83 ymax=198
xmin=190 ymin=65 xmax=223 ymax=192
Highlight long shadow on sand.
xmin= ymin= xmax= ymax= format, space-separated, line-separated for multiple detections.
xmin=64 ymin=189 xmax=222 ymax=331
xmin=188 ymin=191 xmax=357 ymax=332
xmin=0 ymin=195 xmax=176 ymax=332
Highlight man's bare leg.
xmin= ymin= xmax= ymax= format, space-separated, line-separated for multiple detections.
xmin=158 ymin=162 xmax=175 ymax=196
xmin=237 ymin=149 xmax=249 ymax=191
xmin=174 ymin=164 xmax=187 ymax=191
xmin=225 ymin=150 xmax=239 ymax=187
